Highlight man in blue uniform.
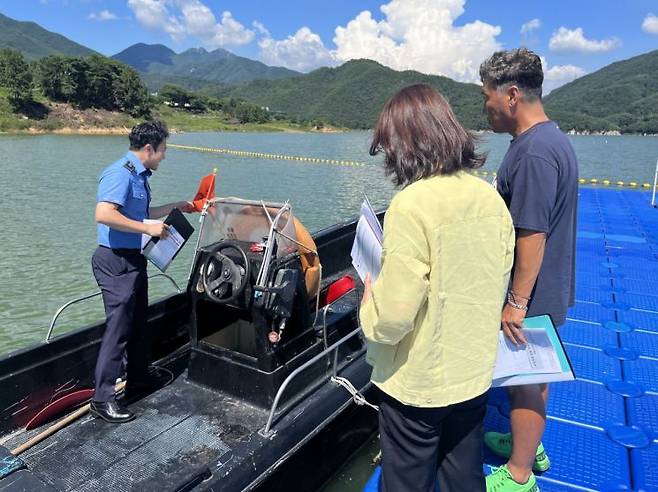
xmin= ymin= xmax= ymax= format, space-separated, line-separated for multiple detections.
xmin=479 ymin=49 xmax=578 ymax=491
xmin=90 ymin=120 xmax=194 ymax=423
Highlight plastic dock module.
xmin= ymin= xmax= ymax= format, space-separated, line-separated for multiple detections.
xmin=361 ymin=189 xmax=658 ymax=492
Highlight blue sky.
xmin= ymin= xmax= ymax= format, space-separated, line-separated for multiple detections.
xmin=3 ymin=0 xmax=658 ymax=92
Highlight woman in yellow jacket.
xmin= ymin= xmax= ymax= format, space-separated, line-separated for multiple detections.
xmin=361 ymin=84 xmax=515 ymax=492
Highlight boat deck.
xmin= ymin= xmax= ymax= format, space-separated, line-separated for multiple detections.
xmin=364 ymin=187 xmax=658 ymax=492
xmin=2 ymin=371 xmax=267 ymax=491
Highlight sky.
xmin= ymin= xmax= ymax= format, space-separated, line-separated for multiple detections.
xmin=2 ymin=0 xmax=658 ymax=93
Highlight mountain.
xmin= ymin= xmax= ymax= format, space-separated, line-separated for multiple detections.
xmin=545 ymin=49 xmax=658 ymax=134
xmin=113 ymin=44 xmax=300 ymax=90
xmin=111 ymin=43 xmax=175 ymax=72
xmin=0 ymin=13 xmax=97 ymax=60
xmin=216 ymin=59 xmax=489 ymax=130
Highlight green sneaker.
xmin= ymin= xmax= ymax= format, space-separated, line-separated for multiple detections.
xmin=486 ymin=465 xmax=539 ymax=492
xmin=484 ymin=432 xmax=551 ymax=472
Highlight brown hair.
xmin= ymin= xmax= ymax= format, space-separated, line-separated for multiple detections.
xmin=370 ymin=84 xmax=485 ymax=187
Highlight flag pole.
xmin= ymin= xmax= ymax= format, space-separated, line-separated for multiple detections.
xmin=651 ymin=160 xmax=658 ymax=207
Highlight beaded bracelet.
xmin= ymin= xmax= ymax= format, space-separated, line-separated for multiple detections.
xmin=506 ymin=292 xmax=528 ymax=311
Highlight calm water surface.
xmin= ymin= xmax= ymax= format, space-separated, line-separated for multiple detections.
xmin=1 ymin=131 xmax=657 ymax=489
xmin=2 ymin=131 xmax=658 ymax=353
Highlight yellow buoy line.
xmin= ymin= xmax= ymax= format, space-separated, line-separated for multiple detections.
xmin=169 ymin=143 xmax=367 ymax=168
xmin=577 ymin=177 xmax=657 ymax=188
xmin=169 ymin=144 xmax=657 ymax=188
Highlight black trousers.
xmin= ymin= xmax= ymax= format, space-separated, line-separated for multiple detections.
xmin=91 ymin=246 xmax=150 ymax=402
xmin=378 ymin=389 xmax=488 ymax=492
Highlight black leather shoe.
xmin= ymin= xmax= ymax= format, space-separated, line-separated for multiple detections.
xmin=89 ymin=400 xmax=135 ymax=424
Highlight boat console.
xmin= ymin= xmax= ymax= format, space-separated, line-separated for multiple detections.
xmin=187 ymin=199 xmax=344 ymax=408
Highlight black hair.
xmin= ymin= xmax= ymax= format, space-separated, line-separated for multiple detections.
xmin=479 ymin=48 xmax=544 ymax=101
xmin=128 ymin=120 xmax=169 ymax=150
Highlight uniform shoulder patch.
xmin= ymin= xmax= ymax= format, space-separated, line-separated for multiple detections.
xmin=123 ymin=160 xmax=136 ymax=173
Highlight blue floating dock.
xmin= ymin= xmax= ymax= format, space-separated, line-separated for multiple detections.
xmin=362 ymin=189 xmax=658 ymax=492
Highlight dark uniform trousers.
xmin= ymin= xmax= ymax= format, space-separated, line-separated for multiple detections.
xmin=91 ymin=246 xmax=150 ymax=402
xmin=378 ymin=389 xmax=488 ymax=492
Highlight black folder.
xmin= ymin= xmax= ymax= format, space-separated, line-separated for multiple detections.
xmin=142 ymin=208 xmax=195 ymax=272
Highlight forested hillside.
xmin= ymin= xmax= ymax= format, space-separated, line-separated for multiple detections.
xmin=545 ymin=49 xmax=658 ymax=134
xmin=217 ymin=59 xmax=489 ymax=130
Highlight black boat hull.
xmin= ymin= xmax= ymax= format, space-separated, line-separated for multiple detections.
xmin=0 ymin=214 xmax=382 ymax=491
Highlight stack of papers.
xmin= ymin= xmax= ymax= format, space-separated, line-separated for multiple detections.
xmin=350 ymin=197 xmax=383 ymax=282
xmin=493 ymin=315 xmax=575 ymax=387
xmin=141 ymin=208 xmax=194 ymax=272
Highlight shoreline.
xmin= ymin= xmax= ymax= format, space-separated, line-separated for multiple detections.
xmin=0 ymin=125 xmax=346 ymax=136
xmin=2 ymin=127 xmax=656 ymax=136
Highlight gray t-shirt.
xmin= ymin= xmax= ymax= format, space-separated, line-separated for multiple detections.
xmin=496 ymin=120 xmax=578 ymax=326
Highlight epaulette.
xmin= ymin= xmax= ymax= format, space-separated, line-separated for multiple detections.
xmin=123 ymin=160 xmax=136 ymax=173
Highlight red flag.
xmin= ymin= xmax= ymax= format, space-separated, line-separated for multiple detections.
xmin=191 ymin=169 xmax=216 ymax=212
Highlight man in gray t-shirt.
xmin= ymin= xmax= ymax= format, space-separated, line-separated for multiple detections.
xmin=479 ymin=49 xmax=579 ymax=492
xmin=496 ymin=120 xmax=578 ymax=326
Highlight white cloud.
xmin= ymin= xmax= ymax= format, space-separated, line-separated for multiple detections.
xmin=520 ymin=18 xmax=541 ymax=34
xmin=255 ymin=0 xmax=502 ymax=79
xmin=542 ymin=60 xmax=586 ymax=94
xmin=88 ymin=10 xmax=118 ymax=21
xmin=331 ymin=0 xmax=502 ymax=83
xmin=252 ymin=20 xmax=270 ymax=37
xmin=259 ymin=27 xmax=335 ymax=72
xmin=549 ymin=27 xmax=620 ymax=53
xmin=127 ymin=0 xmax=254 ymax=48
xmin=642 ymin=14 xmax=658 ymax=34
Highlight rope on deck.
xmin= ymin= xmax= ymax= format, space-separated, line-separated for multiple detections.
xmin=169 ymin=144 xmax=658 ymax=188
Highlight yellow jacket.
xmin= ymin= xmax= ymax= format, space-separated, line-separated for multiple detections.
xmin=360 ymin=172 xmax=515 ymax=407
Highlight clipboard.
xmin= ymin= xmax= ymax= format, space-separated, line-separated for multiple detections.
xmin=142 ymin=208 xmax=194 ymax=272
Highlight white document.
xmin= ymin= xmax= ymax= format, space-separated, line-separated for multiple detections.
xmin=350 ymin=197 xmax=384 ymax=282
xmin=142 ymin=225 xmax=186 ymax=272
xmin=493 ymin=328 xmax=561 ymax=380
xmin=141 ymin=219 xmax=161 ymax=250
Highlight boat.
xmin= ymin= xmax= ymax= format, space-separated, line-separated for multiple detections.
xmin=0 ymin=198 xmax=382 ymax=491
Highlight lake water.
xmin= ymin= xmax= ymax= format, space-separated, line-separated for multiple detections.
xmin=1 ymin=130 xmax=657 ymax=489
xmin=1 ymin=131 xmax=657 ymax=354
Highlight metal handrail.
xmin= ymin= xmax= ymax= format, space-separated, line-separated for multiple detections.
xmin=261 ymin=325 xmax=362 ymax=435
xmin=44 ymin=273 xmax=182 ymax=343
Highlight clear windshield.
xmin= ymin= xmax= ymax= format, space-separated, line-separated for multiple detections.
xmin=198 ymin=198 xmax=298 ymax=257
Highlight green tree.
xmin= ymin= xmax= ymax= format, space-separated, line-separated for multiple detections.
xmin=234 ymin=102 xmax=270 ymax=124
xmin=159 ymin=84 xmax=192 ymax=108
xmin=114 ymin=64 xmax=151 ymax=117
xmin=0 ymin=49 xmax=33 ymax=111
xmin=35 ymin=54 xmax=69 ymax=101
xmin=84 ymin=55 xmax=115 ymax=109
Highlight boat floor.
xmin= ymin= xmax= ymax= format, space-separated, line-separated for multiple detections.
xmin=3 ymin=373 xmax=267 ymax=491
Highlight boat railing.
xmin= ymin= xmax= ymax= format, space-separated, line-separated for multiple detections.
xmin=44 ymin=273 xmax=182 ymax=343
xmin=261 ymin=291 xmax=364 ymax=436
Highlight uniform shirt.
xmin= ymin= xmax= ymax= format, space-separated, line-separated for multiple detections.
xmin=97 ymin=151 xmax=152 ymax=249
xmin=496 ymin=121 xmax=578 ymax=327
xmin=360 ymin=172 xmax=515 ymax=408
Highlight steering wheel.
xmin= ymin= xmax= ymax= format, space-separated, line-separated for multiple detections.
xmin=201 ymin=241 xmax=251 ymax=304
